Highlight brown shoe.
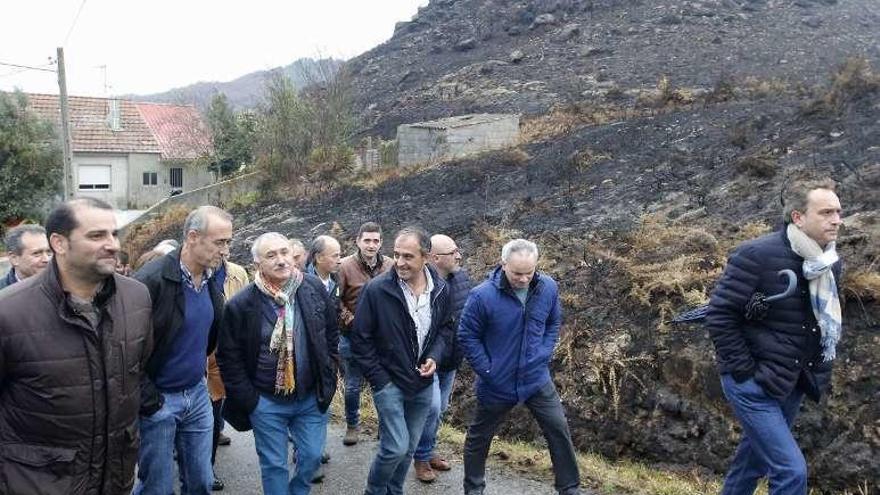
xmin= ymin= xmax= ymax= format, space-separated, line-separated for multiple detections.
xmin=413 ymin=460 xmax=436 ymax=483
xmin=429 ymin=455 xmax=451 ymax=471
xmin=343 ymin=425 xmax=359 ymax=446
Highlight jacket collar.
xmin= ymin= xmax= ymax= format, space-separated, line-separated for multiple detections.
xmin=41 ymin=258 xmax=117 ymax=309
xmin=357 ymin=249 xmax=385 ymax=274
xmin=2 ymin=268 xmax=17 ymax=286
xmin=161 ymin=248 xmax=183 ymax=283
xmin=491 ymin=265 xmax=541 ymax=294
xmin=381 ymin=263 xmax=447 ymax=303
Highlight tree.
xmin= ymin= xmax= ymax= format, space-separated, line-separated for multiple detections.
xmin=205 ymin=93 xmax=254 ymax=178
xmin=0 ymin=91 xmax=62 ymax=225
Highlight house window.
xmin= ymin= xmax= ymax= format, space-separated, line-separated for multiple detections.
xmin=170 ymin=167 xmax=184 ymax=189
xmin=142 ymin=172 xmax=158 ymax=186
xmin=78 ymin=165 xmax=111 ymax=190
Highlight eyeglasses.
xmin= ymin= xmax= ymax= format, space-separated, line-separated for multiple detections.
xmin=435 ymin=248 xmax=461 ymax=256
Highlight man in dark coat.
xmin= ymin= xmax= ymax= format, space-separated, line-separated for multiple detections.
xmin=351 ymin=226 xmax=453 ymax=495
xmin=0 ymin=224 xmax=52 ymax=290
xmin=706 ymin=177 xmax=844 ymax=495
xmin=459 ymin=239 xmax=580 ymax=495
xmin=217 ymin=232 xmax=339 ymax=495
xmin=0 ymin=198 xmax=153 ymax=495
xmin=133 ymin=205 xmax=232 ymax=495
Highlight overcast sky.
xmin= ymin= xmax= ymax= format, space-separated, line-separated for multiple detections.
xmin=0 ymin=0 xmax=428 ymax=97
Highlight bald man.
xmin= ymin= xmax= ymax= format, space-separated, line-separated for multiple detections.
xmin=413 ymin=234 xmax=474 ymax=482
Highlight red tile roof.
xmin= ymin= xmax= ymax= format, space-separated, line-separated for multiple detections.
xmin=26 ymin=93 xmax=160 ymax=155
xmin=136 ymin=102 xmax=213 ymax=161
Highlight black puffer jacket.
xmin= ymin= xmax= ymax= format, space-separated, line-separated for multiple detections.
xmin=134 ymin=249 xmax=224 ymax=415
xmin=706 ymin=228 xmax=842 ymax=402
xmin=438 ymin=269 xmax=473 ymax=372
xmin=217 ymin=275 xmax=340 ymax=432
xmin=0 ymin=262 xmax=153 ymax=494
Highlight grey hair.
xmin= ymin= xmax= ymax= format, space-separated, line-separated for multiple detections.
xmin=182 ymin=205 xmax=232 ymax=238
xmin=395 ymin=226 xmax=431 ymax=255
xmin=251 ymin=232 xmax=289 ymax=262
xmin=4 ymin=224 xmax=46 ymax=255
xmin=306 ymin=235 xmax=336 ymax=266
xmin=289 ymin=238 xmax=305 ymax=250
xmin=501 ymin=239 xmax=539 ymax=263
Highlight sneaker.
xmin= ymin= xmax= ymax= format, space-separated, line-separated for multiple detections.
xmin=211 ymin=475 xmax=225 ymax=491
xmin=321 ymin=451 xmax=330 ymax=464
xmin=413 ymin=460 xmax=436 ymax=483
xmin=217 ymin=432 xmax=231 ymax=446
xmin=429 ymin=455 xmax=451 ymax=471
xmin=343 ymin=425 xmax=359 ymax=446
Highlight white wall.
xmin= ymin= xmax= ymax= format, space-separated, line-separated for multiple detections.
xmin=72 ymin=153 xmax=129 ymax=208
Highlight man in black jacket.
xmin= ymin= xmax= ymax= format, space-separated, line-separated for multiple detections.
xmin=133 ymin=205 xmax=232 ymax=495
xmin=217 ymin=232 xmax=339 ymax=495
xmin=706 ymin=177 xmax=843 ymax=495
xmin=351 ymin=227 xmax=453 ymax=495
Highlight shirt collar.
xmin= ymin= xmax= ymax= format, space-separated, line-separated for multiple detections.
xmin=180 ymin=261 xmax=213 ymax=291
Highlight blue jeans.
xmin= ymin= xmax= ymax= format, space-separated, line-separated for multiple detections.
xmin=339 ymin=335 xmax=365 ymax=427
xmin=134 ymin=380 xmax=214 ymax=495
xmin=365 ymin=382 xmax=434 ymax=495
xmin=414 ymin=369 xmax=456 ymax=462
xmin=250 ymin=392 xmax=328 ymax=495
xmin=720 ymin=374 xmax=807 ymax=495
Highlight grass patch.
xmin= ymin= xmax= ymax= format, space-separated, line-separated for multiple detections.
xmin=122 ymin=206 xmax=189 ymax=262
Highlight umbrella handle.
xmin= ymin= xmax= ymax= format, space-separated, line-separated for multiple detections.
xmin=764 ymin=269 xmax=798 ymax=302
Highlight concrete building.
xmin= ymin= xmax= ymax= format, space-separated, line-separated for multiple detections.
xmin=26 ymin=94 xmax=213 ymax=209
xmin=396 ymin=113 xmax=519 ymax=167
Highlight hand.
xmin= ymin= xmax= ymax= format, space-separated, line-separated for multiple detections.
xmin=418 ymin=358 xmax=436 ymax=378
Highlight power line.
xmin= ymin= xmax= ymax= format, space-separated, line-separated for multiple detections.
xmin=62 ymin=0 xmax=88 ymax=47
xmin=0 ymin=61 xmax=56 ymax=73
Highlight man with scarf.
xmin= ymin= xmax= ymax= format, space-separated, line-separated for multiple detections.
xmin=217 ymin=232 xmax=339 ymax=495
xmin=706 ymin=177 xmax=843 ymax=495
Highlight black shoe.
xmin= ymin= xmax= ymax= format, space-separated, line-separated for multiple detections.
xmin=321 ymin=451 xmax=330 ymax=464
xmin=311 ymin=465 xmax=325 ymax=484
xmin=212 ymin=476 xmax=225 ymax=491
xmin=218 ymin=432 xmax=231 ymax=446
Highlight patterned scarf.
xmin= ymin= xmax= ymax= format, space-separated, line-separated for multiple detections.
xmin=786 ymin=223 xmax=843 ymax=362
xmin=254 ymin=268 xmax=304 ymax=395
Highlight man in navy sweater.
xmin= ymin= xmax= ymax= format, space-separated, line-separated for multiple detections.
xmin=459 ymin=239 xmax=580 ymax=495
xmin=134 ymin=206 xmax=233 ymax=495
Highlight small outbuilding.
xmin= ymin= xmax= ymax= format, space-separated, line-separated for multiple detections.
xmin=396 ymin=113 xmax=519 ymax=167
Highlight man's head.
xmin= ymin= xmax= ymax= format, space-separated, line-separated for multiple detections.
xmin=430 ymin=234 xmax=461 ymax=278
xmin=356 ymin=222 xmax=383 ymax=261
xmin=289 ymin=238 xmax=306 ymax=270
xmin=501 ymin=239 xmax=539 ymax=290
xmin=308 ymin=235 xmax=342 ymax=277
xmin=181 ymin=206 xmax=233 ymax=271
xmin=393 ymin=226 xmax=430 ymax=283
xmin=782 ymin=178 xmax=843 ymax=248
xmin=4 ymin=224 xmax=51 ymax=279
xmin=252 ymin=232 xmax=293 ymax=286
xmin=45 ymin=198 xmax=119 ymax=284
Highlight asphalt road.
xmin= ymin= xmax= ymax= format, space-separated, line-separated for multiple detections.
xmin=213 ymin=422 xmax=558 ymax=494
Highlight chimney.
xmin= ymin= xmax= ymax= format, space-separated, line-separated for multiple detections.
xmin=107 ymin=99 xmax=122 ymax=131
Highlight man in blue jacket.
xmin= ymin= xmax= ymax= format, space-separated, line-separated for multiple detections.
xmin=351 ymin=226 xmax=453 ymax=495
xmin=459 ymin=239 xmax=580 ymax=495
xmin=706 ymin=177 xmax=843 ymax=495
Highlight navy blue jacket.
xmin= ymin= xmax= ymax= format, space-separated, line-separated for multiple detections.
xmin=216 ymin=276 xmax=340 ymax=431
xmin=706 ymin=228 xmax=842 ymax=402
xmin=351 ymin=265 xmax=452 ymax=396
xmin=438 ymin=269 xmax=474 ymax=372
xmin=0 ymin=269 xmax=17 ymax=291
xmin=458 ymin=266 xmax=562 ymax=404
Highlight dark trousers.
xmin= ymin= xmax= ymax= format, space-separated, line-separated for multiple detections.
xmin=463 ymin=381 xmax=580 ymax=495
xmin=211 ymin=399 xmax=223 ymax=466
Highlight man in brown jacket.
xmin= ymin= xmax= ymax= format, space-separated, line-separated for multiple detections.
xmin=0 ymin=198 xmax=153 ymax=495
xmin=336 ymin=222 xmax=392 ymax=445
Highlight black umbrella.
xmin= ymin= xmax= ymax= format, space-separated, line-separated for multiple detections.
xmin=671 ymin=269 xmax=798 ymax=324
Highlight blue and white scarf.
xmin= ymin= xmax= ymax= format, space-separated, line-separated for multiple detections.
xmin=787 ymin=224 xmax=842 ymax=362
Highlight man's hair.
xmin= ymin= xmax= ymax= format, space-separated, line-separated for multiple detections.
xmin=45 ymin=197 xmax=114 ymax=244
xmin=357 ymin=222 xmax=382 ymax=240
xmin=501 ymin=239 xmax=539 ymax=263
xmin=182 ymin=205 xmax=232 ymax=238
xmin=395 ymin=226 xmax=431 ymax=255
xmin=4 ymin=224 xmax=46 ymax=255
xmin=306 ymin=235 xmax=336 ymax=267
xmin=251 ymin=232 xmax=289 ymax=262
xmin=781 ymin=177 xmax=837 ymax=224
xmin=289 ymin=238 xmax=305 ymax=250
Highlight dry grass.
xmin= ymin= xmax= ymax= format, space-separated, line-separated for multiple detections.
xmin=736 ymin=155 xmax=777 ymax=178
xmin=520 ymin=104 xmax=630 ymax=143
xmin=121 ymin=206 xmax=189 ymax=261
xmin=805 ymin=57 xmax=880 ymax=115
xmin=349 ymin=162 xmax=431 ymax=191
xmin=842 ymin=271 xmax=880 ymax=301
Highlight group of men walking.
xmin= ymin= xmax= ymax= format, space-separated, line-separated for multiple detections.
xmin=0 ymin=174 xmax=846 ymax=495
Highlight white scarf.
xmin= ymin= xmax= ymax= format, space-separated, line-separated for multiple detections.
xmin=786 ymin=224 xmax=842 ymax=362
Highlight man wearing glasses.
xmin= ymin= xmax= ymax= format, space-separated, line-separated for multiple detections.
xmin=413 ymin=235 xmax=473 ymax=482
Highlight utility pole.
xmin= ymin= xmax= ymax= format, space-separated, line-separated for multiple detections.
xmin=56 ymin=47 xmax=74 ymax=200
